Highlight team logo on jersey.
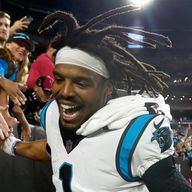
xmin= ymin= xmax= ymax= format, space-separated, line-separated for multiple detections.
xmin=145 ymin=102 xmax=164 ymax=115
xmin=151 ymin=118 xmax=172 ymax=153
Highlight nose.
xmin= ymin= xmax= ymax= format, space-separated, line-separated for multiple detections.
xmin=60 ymin=80 xmax=75 ymax=98
xmin=20 ymin=46 xmax=27 ymax=51
xmin=19 ymin=46 xmax=29 ymax=55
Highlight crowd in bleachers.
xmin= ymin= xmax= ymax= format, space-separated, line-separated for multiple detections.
xmin=172 ymin=123 xmax=192 ymax=161
xmin=171 ymin=122 xmax=192 ymax=184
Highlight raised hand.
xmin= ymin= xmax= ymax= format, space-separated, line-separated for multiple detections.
xmin=10 ymin=16 xmax=33 ymax=35
xmin=0 ymin=77 xmax=27 ymax=106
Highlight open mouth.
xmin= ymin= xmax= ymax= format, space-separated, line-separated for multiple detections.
xmin=60 ymin=104 xmax=81 ymax=120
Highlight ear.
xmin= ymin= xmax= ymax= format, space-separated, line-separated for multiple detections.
xmin=106 ymin=80 xmax=113 ymax=97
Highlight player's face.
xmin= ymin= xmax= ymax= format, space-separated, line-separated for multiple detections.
xmin=53 ymin=64 xmax=113 ymax=131
xmin=0 ymin=17 xmax=10 ymax=43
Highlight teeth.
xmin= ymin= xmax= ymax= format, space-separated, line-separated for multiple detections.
xmin=60 ymin=104 xmax=80 ymax=119
xmin=63 ymin=111 xmax=79 ymax=118
xmin=60 ymin=104 xmax=77 ymax=112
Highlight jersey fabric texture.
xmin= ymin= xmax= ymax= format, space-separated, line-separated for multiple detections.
xmin=27 ymin=53 xmax=54 ymax=89
xmin=40 ymin=94 xmax=174 ymax=192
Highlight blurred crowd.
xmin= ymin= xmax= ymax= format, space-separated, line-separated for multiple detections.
xmin=0 ymin=11 xmax=56 ymax=143
xmin=0 ymin=11 xmax=55 ymax=192
xmin=173 ymin=123 xmax=192 ymax=162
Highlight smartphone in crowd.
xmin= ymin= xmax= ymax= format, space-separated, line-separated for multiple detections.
xmin=25 ymin=15 xmax=34 ymax=23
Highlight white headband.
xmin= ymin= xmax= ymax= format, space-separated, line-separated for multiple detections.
xmin=55 ymin=46 xmax=109 ymax=79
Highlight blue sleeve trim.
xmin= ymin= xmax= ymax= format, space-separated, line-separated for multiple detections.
xmin=40 ymin=99 xmax=54 ymax=130
xmin=116 ymin=114 xmax=157 ymax=182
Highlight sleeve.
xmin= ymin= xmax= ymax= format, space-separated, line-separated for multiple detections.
xmin=131 ymin=114 xmax=175 ymax=178
xmin=143 ymin=155 xmax=192 ymax=192
xmin=0 ymin=59 xmax=7 ymax=76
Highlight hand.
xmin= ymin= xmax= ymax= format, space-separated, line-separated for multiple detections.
xmin=0 ymin=112 xmax=12 ymax=140
xmin=3 ymin=135 xmax=21 ymax=156
xmin=21 ymin=125 xmax=31 ymax=142
xmin=34 ymin=112 xmax=40 ymax=123
xmin=10 ymin=16 xmax=31 ymax=34
xmin=0 ymin=77 xmax=27 ymax=106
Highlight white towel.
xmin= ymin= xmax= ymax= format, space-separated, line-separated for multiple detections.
xmin=76 ymin=94 xmax=172 ymax=136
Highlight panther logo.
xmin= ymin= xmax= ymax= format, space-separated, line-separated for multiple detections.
xmin=151 ymin=118 xmax=172 ymax=153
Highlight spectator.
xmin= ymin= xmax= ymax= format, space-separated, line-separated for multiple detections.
xmin=0 ymin=11 xmax=32 ymax=47
xmin=27 ymin=41 xmax=56 ymax=89
xmin=5 ymin=32 xmax=33 ymax=82
xmin=0 ymin=32 xmax=34 ymax=139
xmin=0 ymin=12 xmax=31 ymax=104
xmin=11 ymin=75 xmax=53 ymax=125
xmin=1 ymin=33 xmax=34 ymax=80
xmin=2 ymin=5 xmax=192 ymax=192
xmin=0 ymin=11 xmax=10 ymax=47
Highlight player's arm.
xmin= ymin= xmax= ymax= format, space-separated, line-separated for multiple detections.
xmin=2 ymin=136 xmax=50 ymax=161
xmin=16 ymin=139 xmax=50 ymax=161
xmin=132 ymin=114 xmax=192 ymax=191
xmin=143 ymin=155 xmax=192 ymax=192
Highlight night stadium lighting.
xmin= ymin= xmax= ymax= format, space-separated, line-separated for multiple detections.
xmin=130 ymin=0 xmax=153 ymax=6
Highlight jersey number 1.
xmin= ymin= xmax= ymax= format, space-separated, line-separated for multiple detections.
xmin=59 ymin=163 xmax=72 ymax=192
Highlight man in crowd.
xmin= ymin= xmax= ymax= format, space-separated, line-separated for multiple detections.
xmin=0 ymin=11 xmax=31 ymax=47
xmin=27 ymin=41 xmax=56 ymax=89
xmin=1 ymin=5 xmax=192 ymax=192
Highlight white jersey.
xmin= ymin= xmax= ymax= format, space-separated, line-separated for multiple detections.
xmin=41 ymin=95 xmax=174 ymax=192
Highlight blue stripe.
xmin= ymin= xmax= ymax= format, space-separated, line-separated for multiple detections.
xmin=117 ymin=114 xmax=156 ymax=181
xmin=40 ymin=100 xmax=54 ymax=129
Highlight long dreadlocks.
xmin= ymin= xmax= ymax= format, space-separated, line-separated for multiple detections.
xmin=38 ymin=5 xmax=172 ymax=97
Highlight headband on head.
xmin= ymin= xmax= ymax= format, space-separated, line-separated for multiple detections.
xmin=55 ymin=46 xmax=109 ymax=79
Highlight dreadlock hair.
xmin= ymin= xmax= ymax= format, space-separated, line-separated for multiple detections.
xmin=38 ymin=5 xmax=172 ymax=97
